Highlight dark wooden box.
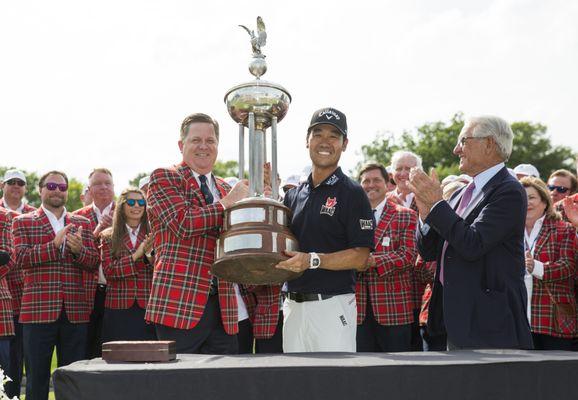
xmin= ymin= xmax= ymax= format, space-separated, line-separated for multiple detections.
xmin=102 ymin=341 xmax=176 ymax=363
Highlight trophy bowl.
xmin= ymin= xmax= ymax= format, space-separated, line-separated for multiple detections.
xmin=225 ymin=80 xmax=291 ymax=130
xmin=213 ymin=197 xmax=302 ymax=285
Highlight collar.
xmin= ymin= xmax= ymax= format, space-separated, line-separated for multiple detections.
xmin=41 ymin=204 xmax=67 ymax=223
xmin=92 ymin=202 xmax=113 ymax=219
xmin=307 ymin=167 xmax=344 ymax=188
xmin=1 ymin=197 xmax=24 ymax=213
xmin=191 ymin=169 xmax=214 ymax=183
xmin=471 ymin=162 xmax=505 ymax=197
xmin=125 ymin=223 xmax=141 ymax=236
xmin=373 ymin=197 xmax=387 ymax=219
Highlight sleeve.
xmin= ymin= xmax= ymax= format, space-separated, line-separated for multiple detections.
xmin=100 ymin=236 xmax=139 ymax=281
xmin=540 ymin=224 xmax=576 ymax=283
xmin=374 ymin=210 xmax=418 ymax=277
xmin=344 ymin=185 xmax=375 ymax=250
xmin=71 ymin=219 xmax=100 ymax=271
xmin=0 ymin=213 xmax=12 ymax=278
xmin=12 ymin=217 xmax=61 ymax=269
xmin=147 ymin=167 xmax=225 ymax=239
xmin=424 ymin=181 xmax=527 ymax=262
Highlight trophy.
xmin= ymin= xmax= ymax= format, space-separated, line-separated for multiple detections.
xmin=211 ymin=17 xmax=301 ymax=285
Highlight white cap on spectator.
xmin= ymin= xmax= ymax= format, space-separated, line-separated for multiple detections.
xmin=441 ymin=175 xmax=459 ymax=186
xmin=513 ymin=164 xmax=540 ymax=178
xmin=281 ymin=174 xmax=300 ymax=190
xmin=224 ymin=176 xmax=239 ymax=187
xmin=138 ymin=175 xmax=150 ymax=190
xmin=2 ymin=169 xmax=27 ymax=184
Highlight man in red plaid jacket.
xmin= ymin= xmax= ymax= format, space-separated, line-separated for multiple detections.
xmin=72 ymin=167 xmax=115 ymax=358
xmin=356 ymin=163 xmax=418 ymax=352
xmin=12 ymin=171 xmax=99 ymax=400
xmin=146 ymin=113 xmax=249 ymax=354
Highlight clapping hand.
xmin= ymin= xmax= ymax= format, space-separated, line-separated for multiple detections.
xmin=525 ymin=251 xmax=535 ymax=273
xmin=409 ymin=167 xmax=443 ymax=219
xmin=562 ymin=197 xmax=578 ymax=228
xmin=66 ymin=226 xmax=84 ymax=255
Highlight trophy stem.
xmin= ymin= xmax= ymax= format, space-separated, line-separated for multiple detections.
xmin=248 ymin=113 xmax=264 ymax=196
xmin=271 ymin=116 xmax=279 ymax=200
xmin=238 ymin=123 xmax=245 ymax=180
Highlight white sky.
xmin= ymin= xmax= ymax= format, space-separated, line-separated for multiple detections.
xmin=1 ymin=0 xmax=577 ymax=190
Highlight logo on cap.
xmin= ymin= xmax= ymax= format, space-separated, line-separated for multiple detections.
xmin=318 ymin=109 xmax=341 ymax=121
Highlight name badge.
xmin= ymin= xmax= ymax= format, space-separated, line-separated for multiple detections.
xmin=382 ymin=237 xmax=390 ymax=246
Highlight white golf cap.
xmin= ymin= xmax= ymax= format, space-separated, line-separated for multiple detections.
xmin=138 ymin=175 xmax=150 ymax=190
xmin=281 ymin=174 xmax=300 ymax=189
xmin=513 ymin=164 xmax=540 ymax=178
xmin=2 ymin=169 xmax=27 ymax=184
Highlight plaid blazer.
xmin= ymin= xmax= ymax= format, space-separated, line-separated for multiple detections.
xmin=414 ymin=256 xmax=436 ymax=326
xmin=529 ymin=217 xmax=577 ymax=338
xmin=241 ymin=285 xmax=282 ymax=339
xmin=0 ymin=208 xmax=15 ymax=336
xmin=356 ymin=201 xmax=418 ymax=326
xmin=100 ymin=228 xmax=153 ymax=310
xmin=0 ymin=201 xmax=35 ymax=315
xmin=145 ymin=163 xmax=238 ymax=333
xmin=12 ymin=208 xmax=100 ymax=323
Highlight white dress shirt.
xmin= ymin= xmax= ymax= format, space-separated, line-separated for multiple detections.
xmin=373 ymin=197 xmax=387 ymax=224
xmin=523 ymin=216 xmax=546 ymax=323
xmin=42 ymin=205 xmax=66 ymax=234
xmin=396 ymin=190 xmax=415 ymax=209
xmin=234 ymin=284 xmax=249 ymax=321
xmin=126 ymin=224 xmax=141 ymax=248
xmin=192 ymin=171 xmax=221 ymax=203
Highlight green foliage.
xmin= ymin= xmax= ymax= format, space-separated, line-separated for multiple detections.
xmin=214 ymin=160 xmax=245 ymax=179
xmin=129 ymin=172 xmax=149 ymax=188
xmin=65 ymin=178 xmax=84 ymax=212
xmin=358 ymin=113 xmax=576 ymax=181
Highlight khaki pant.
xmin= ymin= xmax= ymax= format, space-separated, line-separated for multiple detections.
xmin=282 ymin=293 xmax=357 ymax=353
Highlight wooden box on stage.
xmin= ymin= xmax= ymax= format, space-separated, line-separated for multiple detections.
xmin=102 ymin=341 xmax=176 ymax=363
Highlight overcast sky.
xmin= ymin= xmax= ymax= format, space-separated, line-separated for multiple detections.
xmin=2 ymin=0 xmax=577 ymax=190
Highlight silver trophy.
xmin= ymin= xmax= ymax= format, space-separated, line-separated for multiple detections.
xmin=212 ymin=17 xmax=300 ymax=284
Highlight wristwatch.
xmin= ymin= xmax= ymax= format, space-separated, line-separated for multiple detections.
xmin=309 ymin=252 xmax=321 ymax=269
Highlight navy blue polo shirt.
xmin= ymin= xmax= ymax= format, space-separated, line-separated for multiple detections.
xmin=283 ymin=167 xmax=375 ymax=295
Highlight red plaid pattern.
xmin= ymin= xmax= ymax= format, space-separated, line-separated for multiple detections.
xmin=101 ymin=229 xmax=153 ymax=309
xmin=241 ymin=285 xmax=282 ymax=339
xmin=0 ymin=208 xmax=15 ymax=336
xmin=12 ymin=208 xmax=100 ymax=323
xmin=529 ymin=217 xmax=577 ymax=338
xmin=72 ymin=205 xmax=102 ymax=307
xmin=356 ymin=201 xmax=418 ymax=326
xmin=144 ymin=163 xmax=238 ymax=333
xmin=0 ymin=201 xmax=35 ymax=315
xmin=414 ymin=256 xmax=437 ymax=326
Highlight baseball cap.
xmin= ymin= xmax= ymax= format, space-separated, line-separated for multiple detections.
xmin=308 ymin=107 xmax=347 ymax=137
xmin=138 ymin=175 xmax=150 ymax=190
xmin=281 ymin=174 xmax=300 ymax=190
xmin=2 ymin=169 xmax=27 ymax=184
xmin=513 ymin=164 xmax=540 ymax=179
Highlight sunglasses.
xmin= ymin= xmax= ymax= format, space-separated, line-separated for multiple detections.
xmin=126 ymin=198 xmax=146 ymax=207
xmin=547 ymin=185 xmax=569 ymax=194
xmin=44 ymin=182 xmax=68 ymax=192
xmin=5 ymin=179 xmax=25 ymax=187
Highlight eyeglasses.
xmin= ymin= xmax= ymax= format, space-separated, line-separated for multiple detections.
xmin=548 ymin=185 xmax=569 ymax=194
xmin=126 ymin=198 xmax=146 ymax=207
xmin=457 ymin=136 xmax=489 ymax=147
xmin=5 ymin=179 xmax=25 ymax=187
xmin=44 ymin=182 xmax=68 ymax=192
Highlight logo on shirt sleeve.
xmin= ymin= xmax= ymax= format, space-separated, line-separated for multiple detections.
xmin=359 ymin=219 xmax=374 ymax=230
xmin=320 ymin=197 xmax=337 ymax=216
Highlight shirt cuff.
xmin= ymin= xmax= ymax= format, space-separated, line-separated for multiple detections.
xmin=532 ymin=260 xmax=544 ymax=280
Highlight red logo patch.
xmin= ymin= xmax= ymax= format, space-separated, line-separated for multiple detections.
xmin=320 ymin=197 xmax=337 ymax=216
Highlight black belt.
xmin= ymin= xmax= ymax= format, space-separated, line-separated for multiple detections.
xmin=287 ymin=292 xmax=334 ymax=303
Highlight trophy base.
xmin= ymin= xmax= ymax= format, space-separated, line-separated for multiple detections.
xmin=212 ymin=252 xmax=303 ymax=285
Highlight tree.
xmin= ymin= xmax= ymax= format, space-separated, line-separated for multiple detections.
xmin=213 ymin=160 xmax=244 ymax=178
xmin=357 ymin=113 xmax=576 ymax=180
xmin=129 ymin=172 xmax=149 ymax=188
xmin=65 ymin=178 xmax=84 ymax=211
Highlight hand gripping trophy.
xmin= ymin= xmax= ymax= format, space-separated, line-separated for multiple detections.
xmin=211 ymin=17 xmax=300 ymax=285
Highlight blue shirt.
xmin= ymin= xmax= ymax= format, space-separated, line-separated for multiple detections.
xmin=283 ymin=167 xmax=375 ymax=295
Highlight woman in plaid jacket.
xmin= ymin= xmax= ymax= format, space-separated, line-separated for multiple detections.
xmin=521 ymin=177 xmax=577 ymax=350
xmin=100 ymin=188 xmax=156 ymax=342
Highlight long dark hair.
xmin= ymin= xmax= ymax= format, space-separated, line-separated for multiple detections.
xmin=101 ymin=187 xmax=149 ymax=258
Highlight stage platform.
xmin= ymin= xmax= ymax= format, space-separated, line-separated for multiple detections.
xmin=53 ymin=350 xmax=578 ymax=400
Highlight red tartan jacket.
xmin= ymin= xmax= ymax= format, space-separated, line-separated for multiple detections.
xmin=241 ymin=285 xmax=282 ymax=339
xmin=356 ymin=200 xmax=418 ymax=326
xmin=100 ymin=227 xmax=153 ymax=310
xmin=414 ymin=256 xmax=436 ymax=326
xmin=12 ymin=208 xmax=100 ymax=324
xmin=0 ymin=200 xmax=35 ymax=316
xmin=405 ymin=197 xmax=424 ymax=312
xmin=73 ymin=204 xmax=114 ymax=306
xmin=0 ymin=208 xmax=15 ymax=336
xmin=529 ymin=217 xmax=577 ymax=338
xmin=144 ymin=163 xmax=238 ymax=333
